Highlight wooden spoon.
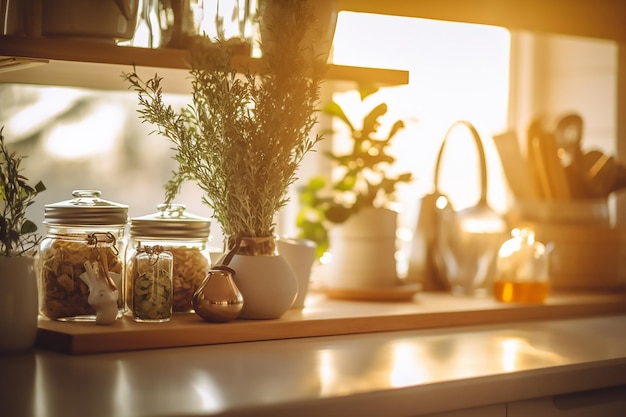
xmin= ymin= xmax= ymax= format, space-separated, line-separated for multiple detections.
xmin=554 ymin=113 xmax=584 ymax=166
xmin=580 ymin=150 xmax=618 ymax=198
xmin=554 ymin=114 xmax=588 ymax=198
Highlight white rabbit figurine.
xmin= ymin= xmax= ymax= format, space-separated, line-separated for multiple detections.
xmin=79 ymin=260 xmax=119 ymax=325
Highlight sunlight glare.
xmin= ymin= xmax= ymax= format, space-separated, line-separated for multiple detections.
xmin=45 ymin=102 xmax=124 ymax=159
xmin=389 ymin=342 xmax=429 ymax=387
xmin=331 ymin=12 xmax=511 ymax=228
xmin=5 ymin=87 xmax=83 ymax=140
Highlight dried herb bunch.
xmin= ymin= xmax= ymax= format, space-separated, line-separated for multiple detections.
xmin=124 ymin=0 xmax=325 ymax=250
xmin=0 ymin=128 xmax=46 ymax=256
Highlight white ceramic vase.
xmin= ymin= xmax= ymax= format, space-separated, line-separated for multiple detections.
xmin=222 ymin=236 xmax=298 ymax=319
xmin=0 ymin=256 xmax=38 ymax=353
xmin=324 ymin=207 xmax=399 ymax=289
xmin=228 ymin=253 xmax=298 ymax=319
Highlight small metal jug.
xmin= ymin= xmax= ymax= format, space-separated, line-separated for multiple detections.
xmin=193 ymin=265 xmax=243 ymax=323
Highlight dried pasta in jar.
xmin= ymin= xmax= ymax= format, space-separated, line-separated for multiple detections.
xmin=40 ymin=238 xmax=123 ymax=320
xmin=170 ymin=247 xmax=210 ymax=312
xmin=40 ymin=191 xmax=128 ymax=321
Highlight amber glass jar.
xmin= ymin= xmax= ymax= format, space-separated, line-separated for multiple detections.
xmin=39 ymin=190 xmax=128 ymax=321
xmin=495 ymin=228 xmax=550 ymax=303
xmin=127 ymin=204 xmax=212 ymax=313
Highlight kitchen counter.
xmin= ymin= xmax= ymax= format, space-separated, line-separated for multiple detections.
xmin=1 ymin=310 xmax=626 ymax=417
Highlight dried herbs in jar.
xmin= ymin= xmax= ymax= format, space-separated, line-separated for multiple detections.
xmin=127 ymin=245 xmax=173 ymax=322
xmin=127 ymin=204 xmax=211 ymax=313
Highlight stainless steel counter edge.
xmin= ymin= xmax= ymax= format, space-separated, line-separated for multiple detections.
xmin=1 ymin=314 xmax=625 ymax=417
xmin=230 ymin=359 xmax=626 ymax=417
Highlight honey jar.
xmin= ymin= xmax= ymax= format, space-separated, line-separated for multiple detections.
xmin=494 ymin=228 xmax=550 ymax=303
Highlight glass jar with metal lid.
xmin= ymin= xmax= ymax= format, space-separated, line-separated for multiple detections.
xmin=127 ymin=204 xmax=212 ymax=314
xmin=39 ymin=190 xmax=128 ymax=321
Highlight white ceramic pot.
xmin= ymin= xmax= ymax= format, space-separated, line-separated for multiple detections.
xmin=324 ymin=207 xmax=399 ymax=289
xmin=276 ymin=237 xmax=317 ymax=309
xmin=0 ymin=256 xmax=38 ymax=353
xmin=228 ymin=253 xmax=298 ymax=319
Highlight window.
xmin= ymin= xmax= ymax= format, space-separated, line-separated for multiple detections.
xmin=1 ymin=13 xmax=617 ymax=257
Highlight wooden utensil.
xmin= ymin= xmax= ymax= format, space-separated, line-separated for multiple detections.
xmin=493 ymin=130 xmax=539 ymax=199
xmin=527 ymin=118 xmax=550 ymax=198
xmin=580 ymin=150 xmax=618 ymax=197
xmin=553 ymin=113 xmax=589 ymax=198
xmin=554 ymin=113 xmax=584 ymax=166
xmin=528 ymin=120 xmax=571 ymax=199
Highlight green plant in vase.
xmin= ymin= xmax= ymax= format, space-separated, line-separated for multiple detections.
xmin=0 ymin=128 xmax=46 ymax=257
xmin=123 ymin=0 xmax=328 ymax=319
xmin=296 ymin=85 xmax=413 ymax=258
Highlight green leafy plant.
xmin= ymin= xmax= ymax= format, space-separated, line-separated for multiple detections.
xmin=124 ymin=0 xmax=325 ymax=253
xmin=296 ymin=86 xmax=413 ymax=258
xmin=0 ymin=128 xmax=46 ymax=257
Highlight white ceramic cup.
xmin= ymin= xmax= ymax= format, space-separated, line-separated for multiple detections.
xmin=0 ymin=256 xmax=38 ymax=353
xmin=276 ymin=238 xmax=317 ymax=309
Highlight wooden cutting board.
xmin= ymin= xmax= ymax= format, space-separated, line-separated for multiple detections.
xmin=35 ymin=292 xmax=626 ymax=355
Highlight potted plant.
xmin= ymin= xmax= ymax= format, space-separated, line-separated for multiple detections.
xmin=296 ymin=86 xmax=413 ymax=288
xmin=0 ymin=127 xmax=46 ymax=352
xmin=123 ymin=0 xmax=328 ymax=319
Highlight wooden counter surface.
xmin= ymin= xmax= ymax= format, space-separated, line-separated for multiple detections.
xmin=36 ymin=292 xmax=626 ymax=354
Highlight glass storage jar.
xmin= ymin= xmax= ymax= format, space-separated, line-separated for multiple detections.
xmin=127 ymin=204 xmax=212 ymax=313
xmin=39 ymin=190 xmax=128 ymax=321
xmin=127 ymin=244 xmax=174 ymax=322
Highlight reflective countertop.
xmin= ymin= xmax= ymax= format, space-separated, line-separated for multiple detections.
xmin=2 ymin=314 xmax=626 ymax=417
